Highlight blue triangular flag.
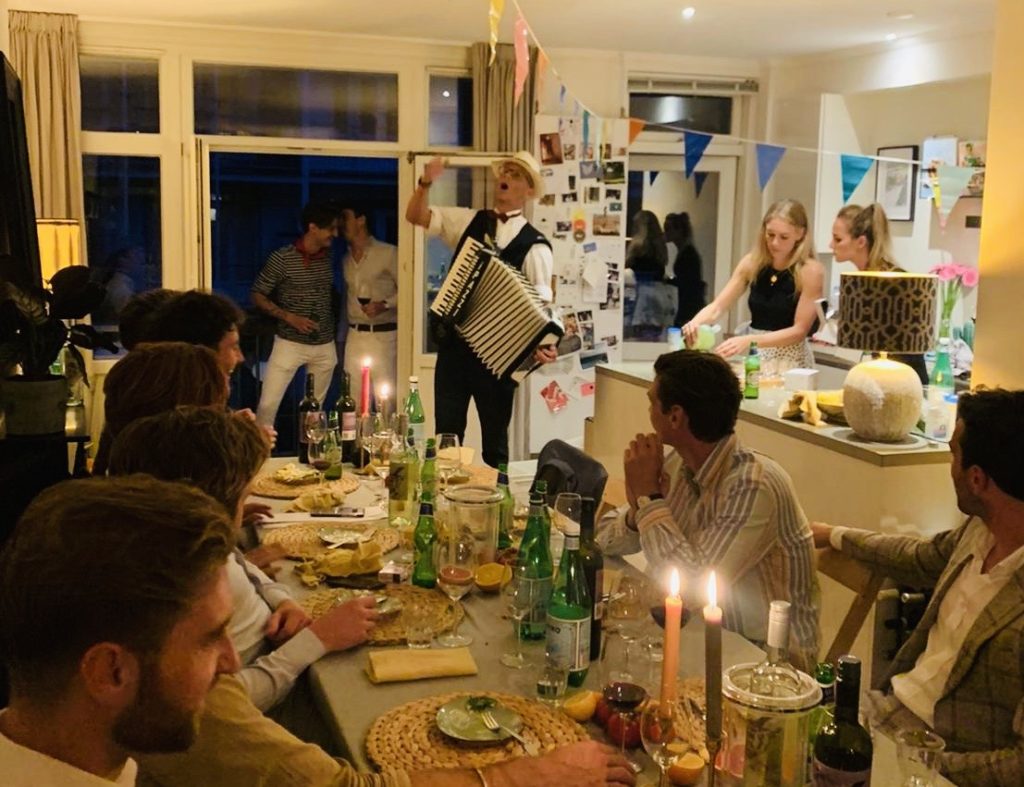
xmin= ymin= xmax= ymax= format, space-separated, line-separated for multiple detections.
xmin=694 ymin=171 xmax=709 ymax=197
xmin=840 ymin=154 xmax=874 ymax=202
xmin=755 ymin=144 xmax=786 ymax=191
xmin=683 ymin=131 xmax=713 ymax=178
xmin=582 ymin=111 xmax=590 ymax=157
xmin=648 ymin=171 xmax=658 ymax=186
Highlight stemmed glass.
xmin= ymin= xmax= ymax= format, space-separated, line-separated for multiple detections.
xmin=436 ymin=527 xmax=476 ymax=647
xmin=640 ymin=699 xmax=684 ymax=787
xmin=501 ymin=565 xmax=532 ymax=669
xmin=608 ymin=574 xmax=647 ymax=683
xmin=436 ymin=433 xmax=461 ymax=488
xmin=304 ymin=412 xmax=329 ymax=484
xmin=603 ymin=680 xmax=648 ymax=759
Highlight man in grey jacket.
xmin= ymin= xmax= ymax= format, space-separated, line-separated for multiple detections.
xmin=813 ymin=388 xmax=1024 ymax=787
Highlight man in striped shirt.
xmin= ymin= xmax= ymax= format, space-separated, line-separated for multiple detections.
xmin=252 ymin=201 xmax=338 ymax=428
xmin=597 ymin=350 xmax=820 ymax=670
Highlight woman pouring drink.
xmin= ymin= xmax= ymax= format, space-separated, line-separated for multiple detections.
xmin=682 ymin=199 xmax=824 ymax=368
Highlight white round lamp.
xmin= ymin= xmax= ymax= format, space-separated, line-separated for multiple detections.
xmin=837 ymin=272 xmax=938 ymax=442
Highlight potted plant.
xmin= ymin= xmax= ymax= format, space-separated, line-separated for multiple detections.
xmin=0 ymin=266 xmax=115 ymax=435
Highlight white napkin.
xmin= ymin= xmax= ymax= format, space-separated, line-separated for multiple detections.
xmin=260 ymin=505 xmax=386 ymax=529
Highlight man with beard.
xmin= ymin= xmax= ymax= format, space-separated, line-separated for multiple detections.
xmin=0 ymin=475 xmax=238 ymax=785
xmin=813 ymin=389 xmax=1024 ymax=787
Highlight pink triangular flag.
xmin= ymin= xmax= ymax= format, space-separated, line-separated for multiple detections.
xmin=513 ymin=14 xmax=530 ymax=106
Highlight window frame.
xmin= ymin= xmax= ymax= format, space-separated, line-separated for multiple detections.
xmin=425 ymin=67 xmax=474 ymax=152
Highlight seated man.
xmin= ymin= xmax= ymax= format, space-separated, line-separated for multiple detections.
xmin=0 ymin=477 xmax=634 ymax=787
xmin=813 ymin=388 xmax=1024 ymax=787
xmin=597 ymin=350 xmax=820 ymax=670
xmin=145 ymin=289 xmax=246 ymax=378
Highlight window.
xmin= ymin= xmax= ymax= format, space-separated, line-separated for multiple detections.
xmin=194 ymin=64 xmax=398 ymax=141
xmin=80 ymin=56 xmax=159 ymax=133
xmin=628 ymin=93 xmax=732 ymax=135
xmin=83 ymin=155 xmax=162 ymax=355
xmin=428 ymin=75 xmax=473 ymax=147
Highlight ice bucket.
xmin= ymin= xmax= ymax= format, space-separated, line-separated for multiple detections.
xmin=440 ymin=485 xmax=502 ymax=565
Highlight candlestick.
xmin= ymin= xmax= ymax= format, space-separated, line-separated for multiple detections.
xmin=360 ymin=358 xmax=372 ymax=416
xmin=659 ymin=568 xmax=683 ymax=709
xmin=704 ymin=571 xmax=723 ymax=743
xmin=379 ymin=383 xmax=390 ymax=423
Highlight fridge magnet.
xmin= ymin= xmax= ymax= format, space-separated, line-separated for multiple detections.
xmin=605 ymin=188 xmax=621 ymax=200
xmin=603 ymin=160 xmax=625 ymax=184
xmin=579 ymin=381 xmax=596 ymax=397
xmin=592 ymin=213 xmax=621 ymax=236
xmin=584 ymin=186 xmax=601 ymax=203
xmin=563 ymin=143 xmax=577 ymax=161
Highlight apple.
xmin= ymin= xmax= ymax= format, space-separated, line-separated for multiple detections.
xmin=606 ymin=714 xmax=642 ymax=749
xmin=594 ymin=697 xmax=614 ymax=728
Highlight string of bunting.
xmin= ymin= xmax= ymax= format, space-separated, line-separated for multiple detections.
xmin=493 ymin=0 xmax=979 ymax=222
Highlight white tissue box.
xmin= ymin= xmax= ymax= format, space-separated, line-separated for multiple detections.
xmin=784 ymin=368 xmax=819 ymax=391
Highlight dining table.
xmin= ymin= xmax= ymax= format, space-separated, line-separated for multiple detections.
xmin=252 ymin=457 xmax=950 ymax=786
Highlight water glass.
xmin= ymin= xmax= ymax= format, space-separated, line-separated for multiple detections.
xmin=405 ymin=609 xmax=434 ymax=649
xmin=896 ymin=728 xmax=945 ymax=787
xmin=436 ymin=433 xmax=461 ymax=487
xmin=535 ymin=655 xmax=568 ymax=706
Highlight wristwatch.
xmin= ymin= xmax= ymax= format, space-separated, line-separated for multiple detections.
xmin=636 ymin=492 xmax=664 ymax=508
xmin=417 ymin=176 xmax=432 ymax=188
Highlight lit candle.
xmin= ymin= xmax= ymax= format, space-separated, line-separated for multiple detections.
xmin=360 ymin=357 xmax=372 ymax=416
xmin=660 ymin=568 xmax=683 ymax=709
xmin=704 ymin=571 xmax=723 ymax=742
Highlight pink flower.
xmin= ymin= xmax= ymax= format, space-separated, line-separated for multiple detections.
xmin=961 ymin=267 xmax=980 ymax=287
xmin=935 ymin=266 xmax=958 ymax=282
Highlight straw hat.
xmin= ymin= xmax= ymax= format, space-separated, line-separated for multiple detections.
xmin=492 ymin=150 xmax=545 ymax=199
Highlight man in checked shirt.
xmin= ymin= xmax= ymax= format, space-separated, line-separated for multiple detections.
xmin=596 ymin=349 xmax=820 ymax=671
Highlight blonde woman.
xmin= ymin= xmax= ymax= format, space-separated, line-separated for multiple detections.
xmin=683 ymin=199 xmax=824 ymax=367
xmin=831 ymin=202 xmax=928 ymax=384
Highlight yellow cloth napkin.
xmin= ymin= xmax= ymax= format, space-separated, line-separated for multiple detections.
xmin=778 ymin=391 xmax=824 ymax=426
xmin=366 ymin=647 xmax=478 ymax=684
xmin=315 ymin=541 xmax=383 ymax=577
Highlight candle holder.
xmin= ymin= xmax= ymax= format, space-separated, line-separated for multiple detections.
xmin=706 ymin=735 xmax=723 ymax=787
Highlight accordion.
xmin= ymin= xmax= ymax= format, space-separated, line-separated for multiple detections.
xmin=430 ymin=237 xmax=563 ymax=383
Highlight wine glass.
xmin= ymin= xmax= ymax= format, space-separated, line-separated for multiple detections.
xmin=436 ymin=527 xmax=476 ymax=647
xmin=608 ymin=574 xmax=647 ymax=682
xmin=603 ymin=680 xmax=648 ymax=759
xmin=436 ymin=433 xmax=461 ymax=488
xmin=304 ymin=412 xmax=329 ymax=482
xmin=501 ymin=565 xmax=532 ymax=669
xmin=640 ymin=699 xmax=685 ymax=787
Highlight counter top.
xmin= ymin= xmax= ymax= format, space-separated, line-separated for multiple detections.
xmin=597 ymin=361 xmax=951 ymax=468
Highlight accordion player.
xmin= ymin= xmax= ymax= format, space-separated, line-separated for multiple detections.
xmin=430 ymin=236 xmax=563 ymax=384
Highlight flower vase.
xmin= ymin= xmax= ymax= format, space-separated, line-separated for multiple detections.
xmin=938 ymin=315 xmax=953 ymax=342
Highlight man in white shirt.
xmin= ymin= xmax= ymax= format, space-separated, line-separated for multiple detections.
xmin=813 ymin=388 xmax=1024 ymax=787
xmin=340 ymin=206 xmax=399 ymax=396
xmin=405 ymin=152 xmax=557 ymax=467
xmin=0 ymin=476 xmax=239 ymax=786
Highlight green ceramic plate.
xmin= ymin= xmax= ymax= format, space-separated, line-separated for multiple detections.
xmin=435 ymin=697 xmax=523 ymax=742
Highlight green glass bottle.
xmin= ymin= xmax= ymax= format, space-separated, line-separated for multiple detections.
xmin=404 ymin=375 xmax=426 ymax=456
xmin=744 ymin=342 xmax=760 ymax=399
xmin=812 ymin=655 xmax=872 ymax=785
xmin=387 ymin=430 xmax=419 ymax=529
xmin=412 ymin=494 xmax=438 ymax=589
xmin=546 ymin=519 xmax=591 ymax=687
xmin=533 ymin=479 xmax=552 ymax=540
xmin=928 ymin=337 xmax=955 ymax=396
xmin=578 ymin=497 xmax=604 ymax=663
xmin=420 ymin=438 xmax=438 ymax=502
xmin=323 ymin=411 xmax=343 ymax=480
xmin=496 ymin=463 xmax=514 ymax=550
xmin=517 ymin=488 xmax=554 ymax=640
xmin=807 ymin=661 xmax=836 ymax=757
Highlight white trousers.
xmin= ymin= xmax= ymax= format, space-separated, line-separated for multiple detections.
xmin=344 ymin=329 xmax=398 ymax=400
xmin=256 ymin=337 xmax=337 ymax=427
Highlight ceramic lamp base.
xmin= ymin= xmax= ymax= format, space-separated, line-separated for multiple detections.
xmin=842 ymin=358 xmax=923 ymax=442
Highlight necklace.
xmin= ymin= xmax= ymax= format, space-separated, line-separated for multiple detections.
xmin=769 ymin=266 xmax=791 ymax=286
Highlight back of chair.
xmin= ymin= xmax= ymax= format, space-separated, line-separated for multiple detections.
xmin=533 ymin=439 xmax=609 ymax=505
xmin=816 ymin=547 xmax=886 ymax=664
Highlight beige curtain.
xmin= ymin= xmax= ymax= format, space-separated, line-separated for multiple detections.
xmin=471 ymin=42 xmax=536 ymax=154
xmin=9 ymin=11 xmax=84 ymax=224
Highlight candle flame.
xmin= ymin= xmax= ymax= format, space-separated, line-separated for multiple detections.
xmin=380 ymin=383 xmax=389 ymax=398
xmin=362 ymin=357 xmax=372 ymax=368
xmin=669 ymin=567 xmax=680 ymax=598
xmin=707 ymin=571 xmax=717 ymax=608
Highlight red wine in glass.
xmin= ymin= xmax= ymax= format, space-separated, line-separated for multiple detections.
xmin=603 ymin=681 xmax=647 ymax=713
xmin=650 ymin=604 xmax=690 ymax=629
xmin=311 ymin=459 xmax=331 ymax=472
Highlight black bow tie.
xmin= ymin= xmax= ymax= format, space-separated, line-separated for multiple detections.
xmin=490 ymin=210 xmax=519 ymax=223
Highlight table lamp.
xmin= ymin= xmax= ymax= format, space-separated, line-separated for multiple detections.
xmin=837 ymin=271 xmax=938 ymax=442
xmin=36 ymin=219 xmax=82 ymax=282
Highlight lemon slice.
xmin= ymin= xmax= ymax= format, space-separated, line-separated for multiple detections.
xmin=562 ymin=690 xmax=600 ymax=722
xmin=474 ymin=562 xmax=512 ymax=592
xmin=667 ymin=752 xmax=705 ymax=786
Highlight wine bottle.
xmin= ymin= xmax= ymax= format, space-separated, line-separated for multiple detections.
xmin=337 ymin=371 xmax=357 ymax=463
xmin=496 ymin=463 xmax=514 ymax=550
xmin=387 ymin=432 xmax=416 ymax=530
xmin=744 ymin=342 xmax=760 ymax=399
xmin=578 ymin=497 xmax=604 ymax=663
xmin=323 ymin=411 xmax=342 ymax=480
xmin=807 ymin=661 xmax=837 ymax=774
xmin=812 ymin=655 xmax=873 ymax=785
xmin=517 ymin=488 xmax=554 ymax=640
xmin=404 ymin=375 xmax=426 ymax=456
xmin=420 ymin=438 xmax=438 ymax=502
xmin=297 ymin=373 xmax=321 ymax=464
xmin=546 ymin=519 xmax=591 ymax=688
xmin=749 ymin=600 xmax=802 ymax=697
xmin=412 ymin=494 xmax=438 ymax=589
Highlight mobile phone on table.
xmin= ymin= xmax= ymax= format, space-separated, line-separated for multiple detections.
xmin=311 ymin=507 xmax=364 ymax=518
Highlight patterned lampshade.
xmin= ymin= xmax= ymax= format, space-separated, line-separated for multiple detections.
xmin=837 ymin=271 xmax=938 ymax=354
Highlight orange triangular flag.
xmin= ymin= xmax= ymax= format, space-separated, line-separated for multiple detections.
xmin=628 ymin=118 xmax=646 ymax=146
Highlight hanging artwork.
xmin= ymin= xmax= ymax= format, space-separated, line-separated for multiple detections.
xmin=875 ymin=145 xmax=918 ymax=222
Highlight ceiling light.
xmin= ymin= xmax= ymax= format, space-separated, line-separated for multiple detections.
xmin=441 ymin=90 xmax=451 ymax=98
xmin=681 ymin=7 xmax=696 ymax=20
xmin=885 ymin=33 xmax=897 ymax=41
xmin=886 ymin=11 xmax=915 ymax=20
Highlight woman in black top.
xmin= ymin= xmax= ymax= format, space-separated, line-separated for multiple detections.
xmin=683 ymin=199 xmax=824 ymax=367
xmin=666 ymin=212 xmax=706 ymax=325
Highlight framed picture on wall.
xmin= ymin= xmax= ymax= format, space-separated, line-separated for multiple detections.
xmin=875 ymin=145 xmax=918 ymax=221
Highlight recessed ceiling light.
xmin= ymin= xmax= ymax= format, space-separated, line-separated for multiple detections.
xmin=681 ymin=7 xmax=696 ymax=20
xmin=441 ymin=90 xmax=451 ymax=98
xmin=886 ymin=11 xmax=915 ymax=20
xmin=885 ymin=32 xmax=897 ymax=41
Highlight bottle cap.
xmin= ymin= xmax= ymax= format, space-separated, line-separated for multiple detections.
xmin=409 ymin=375 xmax=419 ymax=383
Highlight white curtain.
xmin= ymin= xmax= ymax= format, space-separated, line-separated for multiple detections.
xmin=9 ymin=11 xmax=84 ymax=225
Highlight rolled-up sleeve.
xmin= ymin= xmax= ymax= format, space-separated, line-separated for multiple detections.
xmin=426 ymin=206 xmax=475 ymax=249
xmin=522 ymin=244 xmax=554 ymax=303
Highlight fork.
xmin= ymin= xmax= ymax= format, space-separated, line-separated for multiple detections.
xmin=479 ymin=710 xmax=538 ymax=756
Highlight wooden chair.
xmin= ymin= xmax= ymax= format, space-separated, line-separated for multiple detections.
xmin=816 ymin=547 xmax=886 ymax=663
xmin=596 ymin=477 xmax=627 ymax=521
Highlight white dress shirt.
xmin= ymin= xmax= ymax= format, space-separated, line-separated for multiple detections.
xmin=0 ymin=719 xmax=137 ymax=786
xmin=343 ymin=237 xmax=398 ymax=326
xmin=427 ymin=206 xmax=554 ymax=302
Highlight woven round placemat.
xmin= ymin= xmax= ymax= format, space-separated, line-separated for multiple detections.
xmin=366 ymin=691 xmax=590 ymax=771
xmin=251 ymin=474 xmax=360 ymax=500
xmin=262 ymin=523 xmax=399 ymax=560
xmin=299 ymin=584 xmax=464 ymax=646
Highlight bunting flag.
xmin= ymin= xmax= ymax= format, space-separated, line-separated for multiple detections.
xmin=683 ymin=131 xmax=713 ymax=178
xmin=582 ymin=110 xmax=590 ymax=159
xmin=513 ymin=13 xmax=530 ymax=106
xmin=840 ymin=154 xmax=874 ymax=202
xmin=935 ymin=165 xmax=977 ymax=228
xmin=755 ymin=144 xmax=787 ymax=191
xmin=628 ymin=118 xmax=646 ymax=146
xmin=694 ymin=171 xmax=709 ymax=198
xmin=488 ymin=0 xmax=505 ymax=66
xmin=594 ymin=118 xmax=604 ymax=164
xmin=648 ymin=171 xmax=658 ymax=186
xmin=534 ymin=50 xmax=549 ymax=107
